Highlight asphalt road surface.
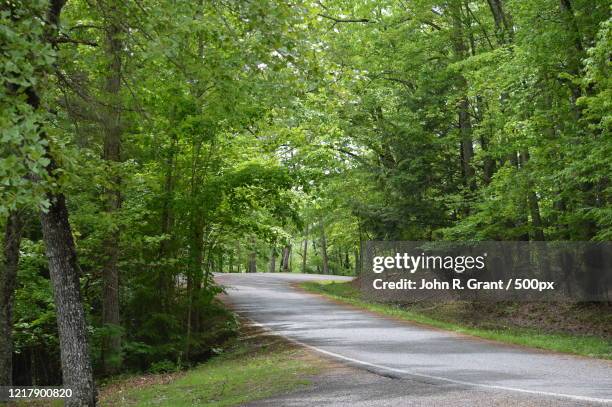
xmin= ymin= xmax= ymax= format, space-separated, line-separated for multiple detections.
xmin=216 ymin=273 xmax=612 ymax=406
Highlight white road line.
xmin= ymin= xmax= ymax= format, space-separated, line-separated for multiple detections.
xmin=243 ymin=317 xmax=612 ymax=405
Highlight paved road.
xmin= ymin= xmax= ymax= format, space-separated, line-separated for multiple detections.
xmin=216 ymin=273 xmax=612 ymax=406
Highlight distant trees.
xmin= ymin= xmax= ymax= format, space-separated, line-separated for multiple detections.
xmin=293 ymin=0 xmax=610 ymax=245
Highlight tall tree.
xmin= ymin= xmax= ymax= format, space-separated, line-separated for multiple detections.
xmin=99 ymin=1 xmax=124 ymax=376
xmin=320 ymin=221 xmax=329 ymax=275
xmin=301 ymin=228 xmax=308 ymax=274
xmin=0 ymin=212 xmax=23 ymax=385
xmin=26 ymin=1 xmax=96 ymax=404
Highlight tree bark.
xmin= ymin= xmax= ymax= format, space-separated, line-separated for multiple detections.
xmin=475 ymin=95 xmax=496 ymax=185
xmin=558 ymin=0 xmax=585 ymax=112
xmin=0 ymin=211 xmax=23 ymax=386
xmin=344 ymin=251 xmax=350 ymax=271
xmin=519 ymin=151 xmax=545 ymax=241
xmin=248 ymin=250 xmax=257 ymax=273
xmin=559 ymin=0 xmax=584 ymax=55
xmin=510 ymin=151 xmax=530 ymax=241
xmin=451 ymin=4 xmax=475 ymax=193
xmin=158 ymin=138 xmax=176 ymax=305
xmin=459 ymin=103 xmax=474 ymax=190
xmin=281 ymin=245 xmax=291 ymax=273
xmin=480 ymin=134 xmax=495 ymax=185
xmin=185 ymin=218 xmax=203 ymax=361
xmin=100 ymin=9 xmax=123 ymax=375
xmin=320 ymin=221 xmax=329 ymax=275
xmin=268 ymin=248 xmax=276 ymax=273
xmin=301 ymin=227 xmax=308 ymax=274
xmin=312 ymin=240 xmax=320 ymax=273
xmin=527 ymin=190 xmax=545 ymax=241
xmin=40 ymin=193 xmax=96 ymax=406
xmin=28 ymin=1 xmax=97 ymax=404
xmin=486 ymin=0 xmax=513 ymax=43
xmin=278 ymin=247 xmax=283 ymax=273
xmin=236 ymin=242 xmax=241 ymax=273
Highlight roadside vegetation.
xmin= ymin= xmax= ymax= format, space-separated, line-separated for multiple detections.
xmin=16 ymin=325 xmax=324 ymax=407
xmin=301 ymin=281 xmax=612 ymax=360
xmin=97 ymin=325 xmax=323 ymax=407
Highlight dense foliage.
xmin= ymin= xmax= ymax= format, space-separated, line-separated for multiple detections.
xmin=0 ymin=0 xmax=610 ymax=401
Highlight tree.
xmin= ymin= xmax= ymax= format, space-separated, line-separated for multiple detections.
xmin=99 ymin=0 xmax=124 ymax=376
xmin=0 ymin=212 xmax=23 ymax=385
xmin=5 ymin=0 xmax=97 ymax=404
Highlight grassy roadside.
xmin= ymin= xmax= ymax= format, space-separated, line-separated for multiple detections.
xmin=98 ymin=325 xmax=323 ymax=406
xmin=300 ymin=280 xmax=612 ymax=360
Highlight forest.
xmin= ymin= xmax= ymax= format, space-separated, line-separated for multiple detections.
xmin=0 ymin=0 xmax=610 ymax=405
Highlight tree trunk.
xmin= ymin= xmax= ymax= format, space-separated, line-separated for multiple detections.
xmin=301 ymin=236 xmax=308 ymax=274
xmin=40 ymin=193 xmax=96 ymax=406
xmin=248 ymin=250 xmax=257 ymax=273
xmin=268 ymin=248 xmax=276 ymax=273
xmin=486 ymin=0 xmax=513 ymax=43
xmin=0 ymin=211 xmax=23 ymax=385
xmin=26 ymin=1 xmax=96 ymax=404
xmin=320 ymin=222 xmax=329 ymax=275
xmin=100 ymin=14 xmax=123 ymax=375
xmin=344 ymin=250 xmax=350 ymax=271
xmin=312 ymin=240 xmax=320 ymax=273
xmin=480 ymin=134 xmax=495 ymax=184
xmin=158 ymin=134 xmax=177 ymax=307
xmin=237 ymin=243 xmax=241 ymax=273
xmin=185 ymin=219 xmax=203 ymax=361
xmin=558 ymin=0 xmax=585 ymax=113
xmin=519 ymin=150 xmax=545 ymax=241
xmin=357 ymin=223 xmax=364 ymax=275
xmin=451 ymin=5 xmax=475 ymax=193
xmin=459 ymin=102 xmax=474 ymax=188
xmin=527 ymin=190 xmax=545 ymax=241
xmin=475 ymin=95 xmax=496 ymax=185
xmin=281 ymin=245 xmax=291 ymax=273
xmin=509 ymin=151 xmax=530 ymax=241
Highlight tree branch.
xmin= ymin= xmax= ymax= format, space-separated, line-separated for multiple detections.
xmin=69 ymin=24 xmax=103 ymax=31
xmin=318 ymin=13 xmax=372 ymax=27
xmin=51 ymin=35 xmax=98 ymax=47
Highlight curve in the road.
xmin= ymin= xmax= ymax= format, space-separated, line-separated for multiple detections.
xmin=216 ymin=272 xmax=612 ymax=405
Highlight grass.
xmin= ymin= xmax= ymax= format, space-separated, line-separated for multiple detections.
xmin=300 ymin=280 xmax=612 ymax=360
xmin=98 ymin=328 xmax=322 ymax=406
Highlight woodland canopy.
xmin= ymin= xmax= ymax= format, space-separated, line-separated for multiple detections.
xmin=0 ymin=0 xmax=610 ymax=405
